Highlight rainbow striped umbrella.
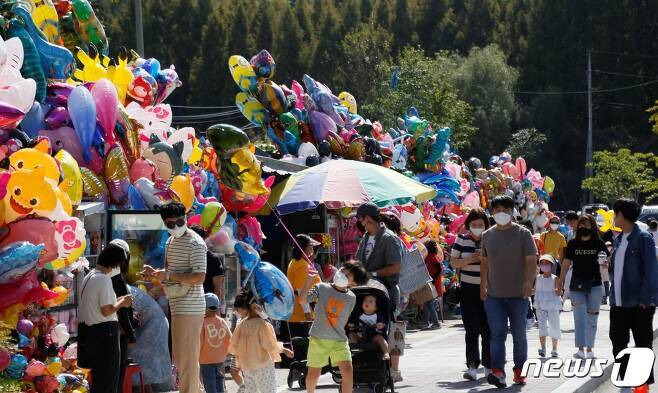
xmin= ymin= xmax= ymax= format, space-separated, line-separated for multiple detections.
xmin=276 ymin=160 xmax=436 ymax=214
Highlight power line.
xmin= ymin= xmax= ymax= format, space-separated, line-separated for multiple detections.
xmin=591 ymin=49 xmax=658 ymax=60
xmin=514 ymin=79 xmax=658 ymax=95
xmin=592 ymin=69 xmax=657 ymax=79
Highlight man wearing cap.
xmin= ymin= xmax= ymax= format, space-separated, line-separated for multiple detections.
xmin=355 ymin=202 xmax=404 ymax=381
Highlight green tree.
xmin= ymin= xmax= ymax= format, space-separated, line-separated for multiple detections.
xmin=361 ymin=0 xmax=374 ymax=22
xmin=582 ymin=149 xmax=658 ymax=205
xmin=505 ymin=128 xmax=547 ymax=163
xmin=647 ymin=100 xmax=658 ymax=134
xmin=451 ymin=44 xmax=519 ymax=158
xmin=253 ymin=0 xmax=275 ymax=52
xmin=338 ymin=25 xmax=392 ymax=104
xmin=391 ymin=0 xmax=411 ymax=56
xmin=363 ymin=48 xmax=475 ymax=148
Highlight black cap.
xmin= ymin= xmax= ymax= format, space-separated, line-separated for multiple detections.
xmin=356 ymin=202 xmax=380 ymax=220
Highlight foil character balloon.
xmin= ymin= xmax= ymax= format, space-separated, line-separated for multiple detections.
xmin=249 ymin=49 xmax=276 ymax=79
xmin=169 ymin=174 xmax=194 ymax=211
xmin=251 ymin=261 xmax=294 ymax=321
xmin=338 ymin=91 xmax=357 ymax=114
xmin=0 ymin=216 xmax=58 ymax=265
xmin=126 ymin=102 xmax=172 ymax=151
xmin=72 ymin=45 xmax=107 ymax=82
xmin=39 ymin=126 xmax=83 ymax=164
xmin=104 ymin=145 xmax=130 ymax=205
xmin=48 ymin=217 xmax=86 ymax=269
xmin=127 ymin=69 xmax=156 ymax=107
xmin=155 ymin=65 xmax=181 ymax=104
xmin=11 ymin=6 xmax=74 ymax=81
xmin=54 ymin=149 xmax=82 ymax=206
xmin=91 ymin=78 xmax=119 ymax=146
xmin=7 ymin=19 xmax=46 ymax=103
xmin=25 ymin=0 xmax=60 ymax=44
xmin=67 ymin=85 xmax=96 ymax=163
xmin=71 ymin=0 xmax=108 ymax=55
xmin=21 ymin=101 xmax=48 ymax=137
xmin=107 ymin=46 xmax=134 ymax=103
xmin=142 ymin=134 xmax=184 ymax=183
xmin=129 ymin=158 xmax=157 ymax=183
xmin=134 ymin=177 xmax=173 ymax=210
xmin=259 ymin=80 xmax=287 ymax=115
xmin=116 ymin=104 xmax=142 ymax=163
xmin=80 ymin=166 xmax=108 ymax=202
xmin=0 ymin=242 xmax=43 ymax=284
xmin=166 ymin=127 xmax=195 ymax=162
xmin=9 ymin=140 xmax=60 ymax=185
xmin=235 ymin=91 xmax=267 ymax=126
xmin=228 ymin=55 xmax=258 ymax=96
xmin=0 ymin=271 xmax=56 ymax=312
xmin=58 ymin=11 xmax=85 ymax=53
xmin=200 ymin=202 xmax=227 ymax=236
xmin=3 ymin=168 xmax=57 ymax=223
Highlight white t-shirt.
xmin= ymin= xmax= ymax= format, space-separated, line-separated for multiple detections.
xmin=614 ymin=233 xmax=629 ymax=306
xmin=78 ymin=269 xmax=117 ymax=325
xmin=364 ymin=236 xmax=376 ymax=261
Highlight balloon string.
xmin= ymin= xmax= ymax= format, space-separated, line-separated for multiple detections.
xmin=266 ymin=201 xmax=318 ymax=275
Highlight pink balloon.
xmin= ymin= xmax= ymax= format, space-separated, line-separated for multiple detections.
xmin=449 ymin=214 xmax=468 ymax=234
xmin=462 ymin=191 xmax=481 ymax=209
xmin=129 ymin=158 xmax=157 ymax=182
xmin=187 ymin=214 xmax=201 ymax=226
xmin=91 ymin=79 xmax=119 ymax=146
xmin=445 ymin=162 xmax=461 ymax=179
xmin=515 ymin=157 xmax=527 ymax=180
xmin=291 ymin=80 xmax=305 ymax=110
xmin=39 ymin=127 xmax=84 ymax=164
xmin=444 ymin=233 xmax=457 ymax=245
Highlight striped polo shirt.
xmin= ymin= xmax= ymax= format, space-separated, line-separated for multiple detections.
xmin=166 ymin=229 xmax=207 ymax=316
xmin=450 ymin=233 xmax=481 ymax=285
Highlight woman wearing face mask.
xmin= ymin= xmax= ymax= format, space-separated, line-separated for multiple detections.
xmin=559 ymin=215 xmax=609 ymax=360
xmin=286 ymin=234 xmax=322 ymax=338
xmin=450 ymin=208 xmax=492 ymax=381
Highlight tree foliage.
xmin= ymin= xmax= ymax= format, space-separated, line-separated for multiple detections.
xmin=95 ymin=0 xmax=658 ymax=209
xmin=506 ymin=128 xmax=547 ymax=163
xmin=582 ymin=149 xmax=658 ymax=205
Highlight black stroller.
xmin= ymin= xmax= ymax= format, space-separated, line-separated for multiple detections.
xmin=342 ymin=281 xmax=396 ymax=393
xmin=286 ymin=281 xmax=395 ymax=392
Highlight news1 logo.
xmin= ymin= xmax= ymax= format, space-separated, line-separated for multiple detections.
xmin=611 ymin=348 xmax=655 ymax=388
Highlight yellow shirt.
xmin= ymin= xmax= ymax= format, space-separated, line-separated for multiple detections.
xmin=229 ymin=318 xmax=281 ymax=371
xmin=286 ymin=258 xmax=321 ymax=322
xmin=540 ymin=231 xmax=567 ymax=259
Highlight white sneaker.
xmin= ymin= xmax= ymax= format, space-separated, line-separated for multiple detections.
xmin=574 ymin=350 xmax=586 ymax=359
xmin=463 ymin=368 xmax=477 ymax=381
xmin=586 ymin=351 xmax=595 ymax=359
xmin=483 ymin=368 xmax=492 ymax=378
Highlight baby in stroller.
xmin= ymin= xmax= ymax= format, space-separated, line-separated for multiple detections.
xmin=348 ymin=295 xmax=389 ymax=360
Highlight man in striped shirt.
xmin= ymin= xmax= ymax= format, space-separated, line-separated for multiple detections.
xmin=142 ymin=202 xmax=207 ymax=393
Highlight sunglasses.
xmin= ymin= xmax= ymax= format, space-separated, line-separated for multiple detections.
xmin=165 ymin=218 xmax=186 ymax=229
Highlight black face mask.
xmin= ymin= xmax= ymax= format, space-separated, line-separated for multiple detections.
xmin=577 ymin=228 xmax=593 ymax=239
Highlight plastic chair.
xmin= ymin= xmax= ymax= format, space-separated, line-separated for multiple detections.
xmin=123 ymin=363 xmax=145 ymax=393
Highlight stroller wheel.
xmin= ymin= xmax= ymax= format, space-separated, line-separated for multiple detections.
xmin=332 ymin=374 xmax=343 ymax=384
xmin=372 ymin=383 xmax=384 ymax=393
xmin=298 ymin=375 xmax=307 ymax=388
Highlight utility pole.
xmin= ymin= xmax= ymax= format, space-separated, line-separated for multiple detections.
xmin=585 ymin=49 xmax=593 ymax=204
xmin=134 ymin=0 xmax=144 ymax=56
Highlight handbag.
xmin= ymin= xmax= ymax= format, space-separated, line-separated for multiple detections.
xmin=161 ymin=243 xmax=191 ymax=299
xmin=569 ymin=276 xmax=594 ymax=293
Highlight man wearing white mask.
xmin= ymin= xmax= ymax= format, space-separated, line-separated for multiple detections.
xmin=142 ymin=202 xmax=207 ymax=393
xmin=481 ymin=195 xmax=538 ymax=388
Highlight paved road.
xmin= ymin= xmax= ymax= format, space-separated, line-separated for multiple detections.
xmin=211 ymin=300 xmax=658 ymax=393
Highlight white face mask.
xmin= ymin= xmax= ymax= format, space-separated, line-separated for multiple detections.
xmin=470 ymin=227 xmax=484 ymax=237
xmin=167 ymin=225 xmax=187 ymax=238
xmin=493 ymin=212 xmax=511 ymax=226
xmin=333 ymin=270 xmax=349 ymax=288
xmin=550 ymin=224 xmax=559 ymax=231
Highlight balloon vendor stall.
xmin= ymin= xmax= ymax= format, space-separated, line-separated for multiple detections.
xmin=0 ymin=0 xmax=591 ymax=389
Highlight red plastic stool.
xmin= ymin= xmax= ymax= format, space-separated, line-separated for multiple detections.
xmin=123 ymin=363 xmax=145 ymax=393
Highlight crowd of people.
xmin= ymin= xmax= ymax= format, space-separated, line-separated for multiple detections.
xmin=76 ymin=197 xmax=658 ymax=393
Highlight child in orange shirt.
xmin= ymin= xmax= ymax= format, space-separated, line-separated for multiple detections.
xmin=200 ymin=293 xmax=232 ymax=393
